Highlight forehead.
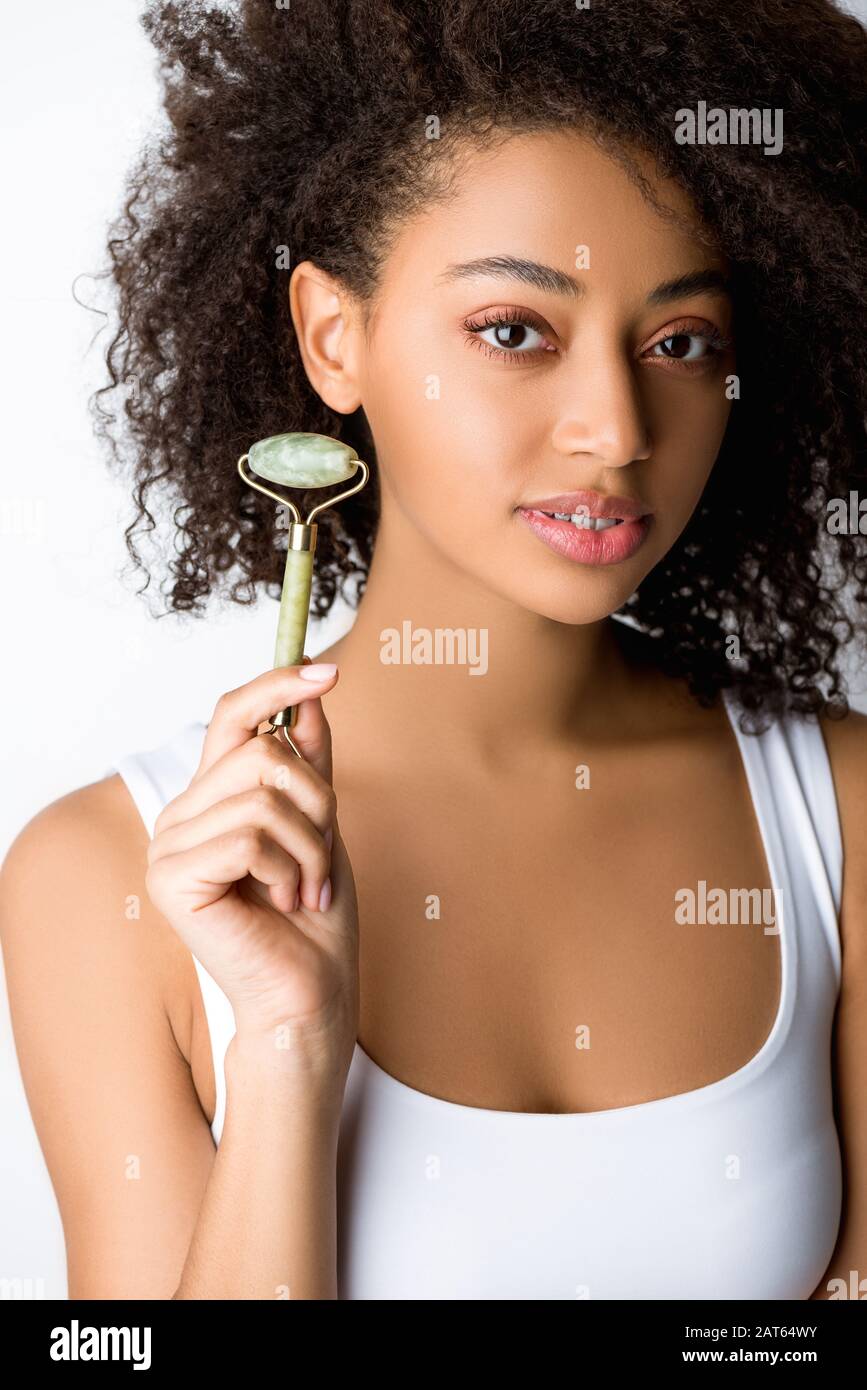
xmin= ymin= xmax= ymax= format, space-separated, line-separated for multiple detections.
xmin=380 ymin=127 xmax=726 ymax=297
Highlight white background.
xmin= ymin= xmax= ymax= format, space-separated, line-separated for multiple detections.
xmin=1 ymin=0 xmax=865 ymax=1298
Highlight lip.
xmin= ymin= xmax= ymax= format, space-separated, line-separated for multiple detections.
xmin=516 ymin=506 xmax=653 ymax=566
xmin=518 ymin=490 xmax=650 ymax=521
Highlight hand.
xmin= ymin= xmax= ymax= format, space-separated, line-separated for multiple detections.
xmin=145 ymin=661 xmax=359 ymax=1079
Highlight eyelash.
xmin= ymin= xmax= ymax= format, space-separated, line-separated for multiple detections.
xmin=461 ymin=308 xmax=733 ymax=371
xmin=643 ymin=317 xmax=733 ymax=370
xmin=462 ymin=308 xmax=557 ymax=365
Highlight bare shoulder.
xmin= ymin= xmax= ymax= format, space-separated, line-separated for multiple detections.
xmin=820 ymin=701 xmax=867 ymax=785
xmin=0 ymin=772 xmax=196 ymax=1064
xmin=0 ymin=772 xmax=216 ymax=1298
xmin=1 ymin=771 xmax=150 ymax=935
xmin=2 ymin=768 xmax=146 ymax=872
xmin=809 ymin=704 xmax=867 ymax=1296
xmin=819 ymin=705 xmax=867 ymax=957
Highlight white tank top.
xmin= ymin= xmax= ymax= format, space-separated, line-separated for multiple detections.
xmin=110 ymin=688 xmax=843 ymax=1299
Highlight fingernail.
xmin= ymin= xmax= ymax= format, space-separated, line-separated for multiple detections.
xmin=325 ymin=826 xmax=333 ymax=850
xmin=298 ymin=662 xmax=337 ymax=681
xmin=318 ymin=876 xmax=332 ymax=912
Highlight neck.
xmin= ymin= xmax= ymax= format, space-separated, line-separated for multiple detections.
xmin=324 ymin=502 xmax=651 ymax=768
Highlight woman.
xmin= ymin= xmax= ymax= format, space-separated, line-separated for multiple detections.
xmin=2 ymin=0 xmax=866 ymax=1300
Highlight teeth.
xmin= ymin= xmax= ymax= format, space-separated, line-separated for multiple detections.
xmin=549 ymin=511 xmax=622 ymax=530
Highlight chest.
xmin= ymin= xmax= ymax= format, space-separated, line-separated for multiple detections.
xmin=332 ymin=747 xmax=782 ymax=1114
xmin=335 ymin=1060 xmax=840 ymax=1298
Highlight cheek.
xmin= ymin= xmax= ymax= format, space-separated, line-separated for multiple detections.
xmin=651 ymin=382 xmax=732 ymax=510
xmin=361 ymin=337 xmax=534 ymax=525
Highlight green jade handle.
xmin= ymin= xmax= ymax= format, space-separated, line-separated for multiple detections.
xmin=273 ymin=538 xmax=316 ymax=729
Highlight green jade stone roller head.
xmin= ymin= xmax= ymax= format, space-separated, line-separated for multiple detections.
xmin=238 ymin=433 xmax=369 ymax=751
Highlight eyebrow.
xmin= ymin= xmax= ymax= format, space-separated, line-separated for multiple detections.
xmin=436 ymin=255 xmax=732 ymax=306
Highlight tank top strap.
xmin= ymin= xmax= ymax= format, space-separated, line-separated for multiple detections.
xmin=111 ymin=720 xmax=233 ymax=1141
xmin=720 ymin=688 xmax=843 ymax=992
xmin=111 ymin=721 xmax=208 ymax=838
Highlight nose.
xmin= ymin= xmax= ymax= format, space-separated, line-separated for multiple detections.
xmin=550 ymin=353 xmax=652 ymax=469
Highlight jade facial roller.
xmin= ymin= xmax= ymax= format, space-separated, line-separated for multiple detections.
xmin=238 ymin=432 xmax=369 ymax=751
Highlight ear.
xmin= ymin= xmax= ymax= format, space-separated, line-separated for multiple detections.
xmin=289 ymin=260 xmax=364 ymax=415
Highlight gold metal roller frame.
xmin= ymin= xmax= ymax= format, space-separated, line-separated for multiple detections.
xmin=237 ymin=433 xmax=370 ymax=754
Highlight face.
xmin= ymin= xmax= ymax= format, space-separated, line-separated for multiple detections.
xmin=336 ymin=128 xmax=736 ymax=624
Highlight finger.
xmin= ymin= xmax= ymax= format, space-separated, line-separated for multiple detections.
xmin=197 ymin=662 xmax=339 ymax=782
xmin=272 ymin=673 xmax=336 ymax=785
xmin=149 ymin=786 xmax=331 ymax=912
xmin=146 ymin=827 xmax=303 ymax=918
xmin=156 ymin=735 xmax=336 ymax=841
xmin=324 ymin=808 xmax=351 ymax=912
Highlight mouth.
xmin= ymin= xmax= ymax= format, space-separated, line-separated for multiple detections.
xmin=515 ymin=502 xmax=653 ymax=566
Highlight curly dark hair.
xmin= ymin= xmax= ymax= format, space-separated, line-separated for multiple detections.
xmin=89 ymin=0 xmax=867 ymax=732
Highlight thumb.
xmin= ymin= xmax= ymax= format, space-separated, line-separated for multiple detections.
xmin=287 ymin=653 xmax=335 ymax=784
xmin=301 ymin=657 xmax=350 ymax=911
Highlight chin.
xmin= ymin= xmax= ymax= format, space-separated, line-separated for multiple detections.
xmin=487 ymin=573 xmax=642 ymax=626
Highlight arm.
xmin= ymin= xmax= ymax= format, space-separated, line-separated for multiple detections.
xmin=0 ymin=776 xmax=340 ymax=1300
xmin=0 ymin=779 xmax=214 ymax=1298
xmin=175 ymin=1031 xmax=341 ymax=1299
xmin=809 ymin=709 xmax=867 ymax=1299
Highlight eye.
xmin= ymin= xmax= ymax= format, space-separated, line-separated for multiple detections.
xmin=462 ymin=308 xmax=556 ymax=363
xmin=651 ymin=333 xmax=711 ymax=362
xmin=642 ymin=318 xmax=732 ymax=370
xmin=475 ymin=319 xmax=547 ymax=353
